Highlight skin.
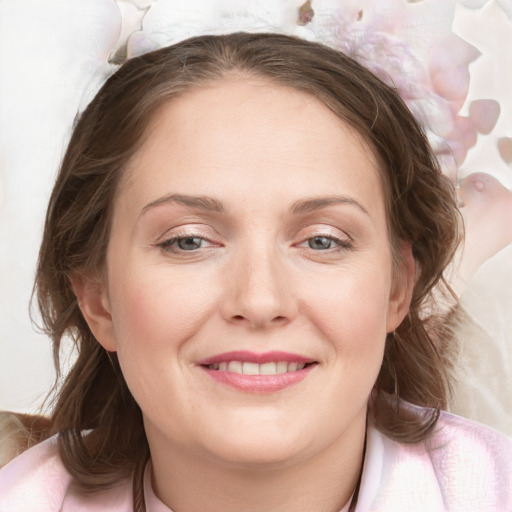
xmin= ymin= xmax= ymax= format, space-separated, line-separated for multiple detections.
xmin=76 ymin=77 xmax=414 ymax=512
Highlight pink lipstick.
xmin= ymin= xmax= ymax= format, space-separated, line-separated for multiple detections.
xmin=197 ymin=351 xmax=317 ymax=393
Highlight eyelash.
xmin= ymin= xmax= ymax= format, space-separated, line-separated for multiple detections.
xmin=157 ymin=233 xmax=353 ymax=254
xmin=157 ymin=234 xmax=217 ymax=254
xmin=297 ymin=234 xmax=353 ymax=252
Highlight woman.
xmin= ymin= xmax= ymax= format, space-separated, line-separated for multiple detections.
xmin=0 ymin=33 xmax=510 ymax=511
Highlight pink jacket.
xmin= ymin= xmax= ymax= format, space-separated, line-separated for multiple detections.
xmin=1 ymin=411 xmax=511 ymax=511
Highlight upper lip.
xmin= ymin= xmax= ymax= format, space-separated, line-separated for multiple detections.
xmin=196 ymin=350 xmax=316 ymax=366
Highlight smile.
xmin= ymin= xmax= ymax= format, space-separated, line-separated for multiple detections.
xmin=197 ymin=351 xmax=317 ymax=393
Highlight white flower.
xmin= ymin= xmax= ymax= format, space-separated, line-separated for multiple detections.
xmin=459 ymin=0 xmax=512 ymax=20
xmin=126 ymin=0 xmax=301 ymax=57
xmin=120 ymin=0 xmax=493 ymax=180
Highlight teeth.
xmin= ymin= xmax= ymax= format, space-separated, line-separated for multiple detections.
xmin=276 ymin=361 xmax=288 ymax=374
xmin=242 ymin=362 xmax=259 ymax=375
xmin=260 ymin=362 xmax=277 ymax=375
xmin=208 ymin=361 xmax=309 ymax=375
xmin=227 ymin=361 xmax=242 ymax=373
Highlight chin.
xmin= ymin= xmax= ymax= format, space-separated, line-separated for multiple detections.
xmin=208 ymin=442 xmax=307 ymax=470
xmin=201 ymin=423 xmax=312 ymax=469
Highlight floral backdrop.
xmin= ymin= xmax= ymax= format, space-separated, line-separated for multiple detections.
xmin=0 ymin=0 xmax=511 ymax=434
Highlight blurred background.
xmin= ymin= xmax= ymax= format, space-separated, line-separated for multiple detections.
xmin=1 ymin=0 xmax=511 ymax=435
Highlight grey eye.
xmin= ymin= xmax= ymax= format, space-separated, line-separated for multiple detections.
xmin=308 ymin=236 xmax=335 ymax=250
xmin=177 ymin=237 xmax=204 ymax=250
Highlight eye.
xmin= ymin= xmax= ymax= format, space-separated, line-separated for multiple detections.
xmin=175 ymin=236 xmax=205 ymax=251
xmin=159 ymin=235 xmax=211 ymax=253
xmin=300 ymin=235 xmax=352 ymax=251
xmin=307 ymin=236 xmax=337 ymax=250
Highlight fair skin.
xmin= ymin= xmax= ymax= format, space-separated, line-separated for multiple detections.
xmin=76 ymin=77 xmax=414 ymax=512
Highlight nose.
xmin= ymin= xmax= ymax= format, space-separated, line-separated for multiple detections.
xmin=220 ymin=245 xmax=297 ymax=329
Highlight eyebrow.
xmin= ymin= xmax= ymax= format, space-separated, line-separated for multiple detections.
xmin=140 ymin=193 xmax=369 ymax=218
xmin=140 ymin=194 xmax=226 ymax=216
xmin=289 ymin=196 xmax=370 ymax=216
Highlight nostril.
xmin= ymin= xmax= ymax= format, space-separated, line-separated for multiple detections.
xmin=230 ymin=314 xmax=288 ymax=326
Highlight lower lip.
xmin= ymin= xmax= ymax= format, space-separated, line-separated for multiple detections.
xmin=200 ymin=365 xmax=315 ymax=393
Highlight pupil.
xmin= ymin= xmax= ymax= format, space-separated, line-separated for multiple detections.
xmin=309 ymin=236 xmax=332 ymax=250
xmin=178 ymin=237 xmax=202 ymax=250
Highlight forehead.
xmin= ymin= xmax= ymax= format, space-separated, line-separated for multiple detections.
xmin=119 ymin=77 xmax=384 ymax=215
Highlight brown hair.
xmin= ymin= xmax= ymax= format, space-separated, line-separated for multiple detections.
xmin=31 ymin=33 xmax=460 ymax=502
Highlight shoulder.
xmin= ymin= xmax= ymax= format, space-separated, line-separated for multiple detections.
xmin=0 ymin=436 xmax=133 ymax=512
xmin=432 ymin=408 xmax=512 ymax=457
xmin=0 ymin=435 xmax=71 ymax=511
xmin=427 ymin=411 xmax=512 ymax=509
xmin=359 ymin=409 xmax=512 ymax=512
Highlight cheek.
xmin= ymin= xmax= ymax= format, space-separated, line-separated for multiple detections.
xmin=108 ymin=266 xmax=220 ymax=354
xmin=289 ymin=266 xmax=390 ymax=436
xmin=298 ymin=264 xmax=390 ymax=357
xmin=107 ymin=268 xmax=221 ymax=409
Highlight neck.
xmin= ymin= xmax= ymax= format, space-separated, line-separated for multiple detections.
xmin=147 ymin=415 xmax=366 ymax=512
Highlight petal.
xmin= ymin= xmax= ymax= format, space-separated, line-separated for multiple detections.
xmin=498 ymin=138 xmax=512 ymax=165
xmin=458 ymin=173 xmax=512 ymax=280
xmin=469 ymin=100 xmax=501 ymax=135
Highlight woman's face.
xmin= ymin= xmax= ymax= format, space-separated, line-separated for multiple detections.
xmin=81 ymin=77 xmax=413 ymax=468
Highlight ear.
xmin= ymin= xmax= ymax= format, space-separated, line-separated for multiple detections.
xmin=71 ymin=274 xmax=118 ymax=352
xmin=386 ymin=242 xmax=416 ymax=332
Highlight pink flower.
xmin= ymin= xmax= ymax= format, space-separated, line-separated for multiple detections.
xmin=305 ymin=0 xmax=488 ymax=180
xmin=117 ymin=0 xmax=503 ymax=182
xmin=457 ymin=172 xmax=512 ymax=282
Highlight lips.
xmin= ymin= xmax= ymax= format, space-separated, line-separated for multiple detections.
xmin=197 ymin=351 xmax=317 ymax=393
